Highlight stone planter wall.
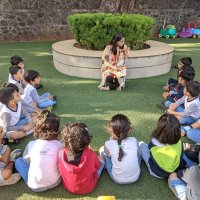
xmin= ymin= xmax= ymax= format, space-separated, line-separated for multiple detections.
xmin=52 ymin=40 xmax=174 ymax=79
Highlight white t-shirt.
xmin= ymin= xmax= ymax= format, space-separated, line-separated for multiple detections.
xmin=0 ymin=103 xmax=3 ymax=111
xmin=0 ymin=102 xmax=22 ymax=126
xmin=184 ymin=97 xmax=200 ymax=118
xmin=21 ymin=84 xmax=35 ymax=104
xmin=23 ymin=139 xmax=63 ymax=190
xmin=9 ymin=78 xmax=24 ymax=95
xmin=105 ymin=137 xmax=140 ymax=183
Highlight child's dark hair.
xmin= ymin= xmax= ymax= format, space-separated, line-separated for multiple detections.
xmin=110 ymin=32 xmax=125 ymax=55
xmin=9 ymin=65 xmax=22 ymax=76
xmin=61 ymin=123 xmax=92 ymax=153
xmin=0 ymin=87 xmax=16 ymax=105
xmin=152 ymin=114 xmax=180 ymax=145
xmin=182 ymin=64 xmax=195 ymax=75
xmin=107 ymin=114 xmax=131 ymax=161
xmin=2 ymin=82 xmax=19 ymax=93
xmin=180 ymin=57 xmax=192 ymax=65
xmin=179 ymin=67 xmax=195 ymax=82
xmin=24 ymin=70 xmax=40 ymax=83
xmin=34 ymin=110 xmax=60 ymax=140
xmin=186 ymin=81 xmax=200 ymax=97
xmin=10 ymin=55 xmax=23 ymax=66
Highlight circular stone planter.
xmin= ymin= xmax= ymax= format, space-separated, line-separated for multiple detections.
xmin=52 ymin=39 xmax=174 ymax=79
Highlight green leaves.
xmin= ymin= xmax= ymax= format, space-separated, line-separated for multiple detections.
xmin=67 ymin=13 xmax=156 ymax=50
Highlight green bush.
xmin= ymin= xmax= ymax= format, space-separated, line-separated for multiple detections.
xmin=67 ymin=13 xmax=156 ymax=50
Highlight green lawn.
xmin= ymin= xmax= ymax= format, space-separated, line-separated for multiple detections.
xmin=0 ymin=38 xmax=200 ymax=200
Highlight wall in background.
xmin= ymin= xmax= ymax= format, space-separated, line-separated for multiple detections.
xmin=0 ymin=0 xmax=199 ymax=41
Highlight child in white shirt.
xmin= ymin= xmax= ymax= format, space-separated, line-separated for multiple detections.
xmin=8 ymin=55 xmax=25 ymax=83
xmin=99 ymin=114 xmax=141 ymax=184
xmin=15 ymin=110 xmax=62 ymax=192
xmin=0 ymin=126 xmax=21 ymax=186
xmin=168 ymin=81 xmax=200 ymax=125
xmin=9 ymin=65 xmax=24 ymax=95
xmin=0 ymin=87 xmax=34 ymax=140
xmin=22 ymin=70 xmax=56 ymax=109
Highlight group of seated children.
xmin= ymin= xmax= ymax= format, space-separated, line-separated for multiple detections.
xmin=0 ymin=56 xmax=56 ymax=186
xmin=155 ymin=56 xmax=200 ymax=199
xmin=2 ymin=110 xmax=200 ymax=199
xmin=0 ymin=56 xmax=200 ymax=200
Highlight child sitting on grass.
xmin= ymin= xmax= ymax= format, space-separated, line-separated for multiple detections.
xmin=100 ymin=114 xmax=141 ymax=184
xmin=58 ymin=122 xmax=105 ymax=194
xmin=9 ymin=55 xmax=43 ymax=90
xmin=157 ymin=67 xmax=195 ymax=110
xmin=139 ymin=114 xmax=184 ymax=178
xmin=0 ymin=126 xmax=21 ymax=186
xmin=2 ymin=82 xmax=41 ymax=115
xmin=9 ymin=65 xmax=24 ymax=95
xmin=164 ymin=57 xmax=192 ymax=89
xmin=15 ymin=110 xmax=62 ymax=192
xmin=22 ymin=70 xmax=56 ymax=109
xmin=168 ymin=152 xmax=200 ymax=200
xmin=167 ymin=81 xmax=200 ymax=125
xmin=8 ymin=55 xmax=25 ymax=83
xmin=0 ymin=87 xmax=34 ymax=140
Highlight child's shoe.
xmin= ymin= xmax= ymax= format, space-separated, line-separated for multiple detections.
xmin=156 ymin=102 xmax=167 ymax=110
xmin=10 ymin=149 xmax=22 ymax=162
xmin=52 ymin=95 xmax=57 ymax=100
xmin=0 ymin=173 xmax=21 ymax=186
xmin=3 ymin=138 xmax=19 ymax=145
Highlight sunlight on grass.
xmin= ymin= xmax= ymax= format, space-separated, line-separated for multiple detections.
xmin=29 ymin=51 xmax=52 ymax=56
xmin=1 ymin=39 xmax=200 ymax=200
xmin=170 ymin=43 xmax=200 ymax=47
xmin=42 ymin=78 xmax=99 ymax=85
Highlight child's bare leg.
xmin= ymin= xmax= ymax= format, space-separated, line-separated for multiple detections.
xmin=8 ymin=131 xmax=26 ymax=140
xmin=0 ymin=146 xmax=11 ymax=165
xmin=1 ymin=162 xmax=14 ymax=180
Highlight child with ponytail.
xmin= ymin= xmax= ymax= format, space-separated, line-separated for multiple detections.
xmin=99 ymin=114 xmax=141 ymax=184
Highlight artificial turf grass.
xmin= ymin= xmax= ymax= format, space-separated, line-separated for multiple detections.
xmin=0 ymin=38 xmax=200 ymax=200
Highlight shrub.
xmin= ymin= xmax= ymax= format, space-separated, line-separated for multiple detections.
xmin=67 ymin=13 xmax=156 ymax=50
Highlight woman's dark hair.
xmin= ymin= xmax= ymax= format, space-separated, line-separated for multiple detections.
xmin=9 ymin=65 xmax=22 ymax=76
xmin=180 ymin=57 xmax=192 ymax=65
xmin=152 ymin=114 xmax=180 ymax=145
xmin=110 ymin=32 xmax=125 ymax=55
xmin=61 ymin=123 xmax=92 ymax=153
xmin=10 ymin=55 xmax=23 ymax=66
xmin=2 ymin=82 xmax=19 ymax=93
xmin=0 ymin=87 xmax=16 ymax=105
xmin=24 ymin=70 xmax=40 ymax=83
xmin=186 ymin=81 xmax=200 ymax=97
xmin=107 ymin=114 xmax=131 ymax=161
xmin=34 ymin=110 xmax=60 ymax=140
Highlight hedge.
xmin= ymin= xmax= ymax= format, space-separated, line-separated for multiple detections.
xmin=67 ymin=13 xmax=156 ymax=50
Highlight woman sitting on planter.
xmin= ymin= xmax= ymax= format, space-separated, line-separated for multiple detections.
xmin=98 ymin=33 xmax=129 ymax=91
